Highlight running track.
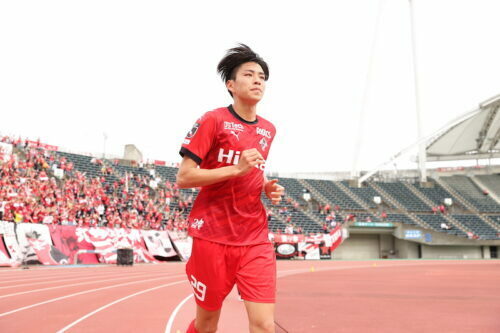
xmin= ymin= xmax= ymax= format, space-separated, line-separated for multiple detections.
xmin=0 ymin=260 xmax=499 ymax=332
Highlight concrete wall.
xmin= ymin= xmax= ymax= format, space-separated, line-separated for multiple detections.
xmin=333 ymin=230 xmax=497 ymax=260
xmin=379 ymin=234 xmax=395 ymax=258
xmin=395 ymin=238 xmax=420 ymax=259
xmin=395 ymin=224 xmax=500 ymax=247
xmin=482 ymin=246 xmax=491 ymax=259
xmin=421 ymin=245 xmax=482 ymax=259
xmin=332 ymin=234 xmax=380 ymax=260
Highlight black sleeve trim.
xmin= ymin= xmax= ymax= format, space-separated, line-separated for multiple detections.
xmin=179 ymin=147 xmax=202 ymax=165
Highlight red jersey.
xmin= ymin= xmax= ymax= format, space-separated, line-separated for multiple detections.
xmin=180 ymin=105 xmax=276 ymax=245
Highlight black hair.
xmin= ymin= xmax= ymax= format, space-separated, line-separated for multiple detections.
xmin=217 ymin=43 xmax=269 ymax=96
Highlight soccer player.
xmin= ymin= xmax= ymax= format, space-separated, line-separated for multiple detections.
xmin=176 ymin=44 xmax=284 ymax=333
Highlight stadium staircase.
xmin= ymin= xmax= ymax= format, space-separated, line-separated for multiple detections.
xmin=297 ymin=178 xmax=329 ymax=207
xmin=262 ymin=202 xmax=288 ymax=232
xmin=251 ymin=179 xmax=315 ymax=233
xmin=275 ymin=177 xmax=325 ymax=231
xmin=368 ymin=182 xmax=433 ymax=230
xmin=452 ymin=214 xmax=499 ymax=240
xmin=301 ymin=178 xmax=376 ymax=225
xmin=295 ymin=178 xmax=357 ymax=226
xmin=402 ymin=182 xmax=471 ymax=235
xmin=335 ymin=181 xmax=373 ymax=211
xmin=440 ymin=176 xmax=500 ymax=213
xmin=435 ymin=177 xmax=500 ymax=235
xmin=436 ymin=177 xmax=481 ymax=212
xmin=304 ymin=179 xmax=364 ymax=210
xmin=471 ymin=175 xmax=500 ymax=204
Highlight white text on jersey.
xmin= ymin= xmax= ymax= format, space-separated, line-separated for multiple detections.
xmin=224 ymin=121 xmax=244 ymax=132
xmin=217 ymin=148 xmax=266 ymax=171
xmin=256 ymin=127 xmax=271 ymax=139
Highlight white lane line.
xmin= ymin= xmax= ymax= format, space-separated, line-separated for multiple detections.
xmin=0 ymin=263 xmax=173 ymax=276
xmin=56 ymin=280 xmax=185 ymax=333
xmin=0 ymin=265 xmax=108 ymax=274
xmin=275 ymin=261 xmax=455 ymax=278
xmin=0 ymin=272 xmax=167 ymax=299
xmin=0 ymin=271 xmax=156 ymax=289
xmin=165 ymin=293 xmax=194 ymax=333
xmin=0 ymin=274 xmax=184 ymax=318
xmin=0 ymin=273 xmax=103 ymax=285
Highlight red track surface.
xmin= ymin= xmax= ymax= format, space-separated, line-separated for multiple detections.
xmin=0 ymin=260 xmax=499 ymax=332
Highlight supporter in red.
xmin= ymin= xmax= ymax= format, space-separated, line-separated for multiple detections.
xmin=0 ymin=136 xmax=196 ymax=233
xmin=324 ymin=203 xmax=331 ymax=214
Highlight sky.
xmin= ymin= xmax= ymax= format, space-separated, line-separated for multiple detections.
xmin=1 ymin=0 xmax=500 ymax=175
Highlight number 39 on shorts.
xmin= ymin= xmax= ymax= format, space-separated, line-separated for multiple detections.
xmin=189 ymin=275 xmax=207 ymax=301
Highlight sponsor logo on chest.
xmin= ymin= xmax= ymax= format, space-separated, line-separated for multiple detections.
xmin=217 ymin=148 xmax=266 ymax=171
xmin=224 ymin=121 xmax=244 ymax=132
xmin=256 ymin=127 xmax=272 ymax=139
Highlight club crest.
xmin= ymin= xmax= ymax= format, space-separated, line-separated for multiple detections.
xmin=259 ymin=137 xmax=268 ymax=151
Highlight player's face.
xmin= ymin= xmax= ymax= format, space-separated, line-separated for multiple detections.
xmin=227 ymin=62 xmax=266 ymax=104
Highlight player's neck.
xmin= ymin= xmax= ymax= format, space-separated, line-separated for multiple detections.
xmin=232 ymin=100 xmax=257 ymax=122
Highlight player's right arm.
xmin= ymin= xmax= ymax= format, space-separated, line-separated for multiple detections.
xmin=176 ymin=148 xmax=264 ymax=189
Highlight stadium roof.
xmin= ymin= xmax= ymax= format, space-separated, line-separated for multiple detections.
xmin=426 ymin=94 xmax=500 ymax=161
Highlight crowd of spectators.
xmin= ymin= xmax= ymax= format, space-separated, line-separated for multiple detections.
xmin=0 ymin=136 xmax=190 ymax=231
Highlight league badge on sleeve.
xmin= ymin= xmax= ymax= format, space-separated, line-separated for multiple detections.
xmin=186 ymin=123 xmax=200 ymax=138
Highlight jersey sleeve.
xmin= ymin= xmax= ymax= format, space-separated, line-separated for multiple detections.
xmin=179 ymin=111 xmax=217 ymax=165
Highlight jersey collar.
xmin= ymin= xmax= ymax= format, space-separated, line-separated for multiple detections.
xmin=227 ymin=104 xmax=259 ymax=125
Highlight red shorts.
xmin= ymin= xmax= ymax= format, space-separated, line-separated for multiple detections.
xmin=186 ymin=237 xmax=276 ymax=311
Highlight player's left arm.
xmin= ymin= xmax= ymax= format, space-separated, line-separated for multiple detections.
xmin=264 ymin=176 xmax=285 ymax=205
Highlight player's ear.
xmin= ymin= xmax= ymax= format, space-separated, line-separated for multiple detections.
xmin=226 ymin=80 xmax=235 ymax=94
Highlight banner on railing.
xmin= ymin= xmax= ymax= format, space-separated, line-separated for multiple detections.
xmin=141 ymin=230 xmax=177 ymax=258
xmin=26 ymin=140 xmax=59 ymax=151
xmin=275 ymin=242 xmax=298 ymax=259
xmin=49 ymin=225 xmax=95 ymax=264
xmin=75 ymin=227 xmax=156 ymax=264
xmin=0 ymin=221 xmax=23 ymax=263
xmin=16 ymin=223 xmax=53 ymax=264
xmin=271 ymin=225 xmax=345 ymax=260
xmin=27 ymin=238 xmax=70 ymax=265
xmin=0 ymin=234 xmax=15 ymax=266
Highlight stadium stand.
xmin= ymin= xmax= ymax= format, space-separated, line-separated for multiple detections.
xmin=487 ymin=215 xmax=500 ymax=227
xmin=441 ymin=175 xmax=500 ymax=213
xmin=452 ymin=214 xmax=499 ymax=240
xmin=304 ymin=179 xmax=364 ymax=210
xmin=409 ymin=181 xmax=463 ymax=210
xmin=1 ymin=135 xmax=499 ymax=240
xmin=416 ymin=214 xmax=467 ymax=237
xmin=340 ymin=180 xmax=390 ymax=209
xmin=386 ymin=213 xmax=417 ymax=226
xmin=475 ymin=174 xmax=500 ymax=199
xmin=375 ymin=181 xmax=431 ymax=212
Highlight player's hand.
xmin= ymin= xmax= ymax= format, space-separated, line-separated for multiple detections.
xmin=236 ymin=148 xmax=264 ymax=176
xmin=264 ymin=179 xmax=284 ymax=205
